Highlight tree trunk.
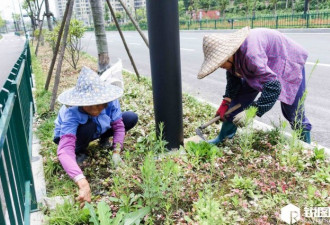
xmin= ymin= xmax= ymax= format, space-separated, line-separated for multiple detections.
xmin=118 ymin=0 xmax=149 ymax=47
xmin=90 ymin=0 xmax=109 ymax=74
xmin=45 ymin=0 xmax=53 ymax=31
xmin=45 ymin=0 xmax=72 ymax=90
xmin=274 ymin=3 xmax=277 ymax=15
xmin=286 ymin=0 xmax=289 ymax=8
xmin=50 ymin=0 xmax=74 ymax=111
xmin=291 ymin=0 xmax=295 ymax=14
xmin=35 ymin=14 xmax=45 ymax=56
xmin=26 ymin=0 xmax=37 ymax=32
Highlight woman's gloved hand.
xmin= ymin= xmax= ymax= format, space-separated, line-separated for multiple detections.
xmin=233 ymin=110 xmax=247 ymax=127
xmin=233 ymin=109 xmax=256 ymax=127
xmin=112 ymin=143 xmax=124 ymax=167
xmin=216 ymin=99 xmax=230 ymax=121
xmin=75 ymin=178 xmax=91 ymax=208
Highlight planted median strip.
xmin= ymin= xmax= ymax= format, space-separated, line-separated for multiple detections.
xmin=33 ymin=44 xmax=329 ymax=224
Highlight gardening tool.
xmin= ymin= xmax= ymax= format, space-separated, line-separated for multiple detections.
xmin=195 ymin=103 xmax=241 ymax=140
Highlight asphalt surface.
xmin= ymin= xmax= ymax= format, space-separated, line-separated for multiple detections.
xmin=0 ymin=33 xmax=26 ymax=89
xmin=84 ymin=29 xmax=330 ymax=148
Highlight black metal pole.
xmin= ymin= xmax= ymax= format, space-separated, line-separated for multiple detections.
xmin=146 ymin=0 xmax=183 ymax=149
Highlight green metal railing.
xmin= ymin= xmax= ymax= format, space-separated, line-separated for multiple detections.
xmin=180 ymin=12 xmax=330 ymax=30
xmin=0 ymin=40 xmax=37 ymax=224
xmin=86 ymin=11 xmax=330 ymax=31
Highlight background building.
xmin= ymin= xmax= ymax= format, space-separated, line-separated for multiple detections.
xmin=55 ymin=0 xmax=146 ymax=26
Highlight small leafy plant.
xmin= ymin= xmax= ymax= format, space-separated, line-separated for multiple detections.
xmin=185 ymin=141 xmax=223 ymax=163
xmin=84 ymin=201 xmax=150 ymax=225
xmin=185 ymin=192 xmax=225 ymax=225
xmin=139 ymin=152 xmax=165 ymax=210
xmin=135 ymin=123 xmax=167 ymax=155
xmin=230 ymin=175 xmax=257 ymax=198
xmin=239 ymin=106 xmax=257 ymax=159
xmin=109 ymin=193 xmax=143 ymax=214
xmin=46 ymin=201 xmax=89 ymax=225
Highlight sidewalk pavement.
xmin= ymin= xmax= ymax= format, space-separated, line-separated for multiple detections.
xmin=0 ymin=33 xmax=25 ymax=89
xmin=30 ymin=134 xmax=46 ymax=224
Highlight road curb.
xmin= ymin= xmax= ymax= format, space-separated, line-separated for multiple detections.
xmin=30 ymin=73 xmax=46 ymax=224
xmin=30 ymin=133 xmax=46 ymax=224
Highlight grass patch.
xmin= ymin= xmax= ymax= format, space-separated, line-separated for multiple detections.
xmin=32 ymin=43 xmax=330 ymax=224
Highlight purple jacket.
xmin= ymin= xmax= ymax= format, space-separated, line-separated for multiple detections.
xmin=234 ymin=28 xmax=308 ymax=105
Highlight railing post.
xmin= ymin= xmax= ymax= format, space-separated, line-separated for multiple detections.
xmin=306 ymin=13 xmax=310 ymax=28
xmin=199 ymin=20 xmax=202 ymax=29
xmin=276 ymin=15 xmax=279 ymax=29
xmin=251 ymin=17 xmax=254 ymax=28
xmin=231 ymin=19 xmax=234 ymax=29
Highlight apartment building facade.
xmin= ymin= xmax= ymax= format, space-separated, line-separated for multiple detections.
xmin=55 ymin=0 xmax=146 ymax=25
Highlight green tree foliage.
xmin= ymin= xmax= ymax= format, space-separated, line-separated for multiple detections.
xmin=183 ymin=0 xmax=191 ymax=10
xmin=136 ymin=8 xmax=146 ymax=21
xmin=23 ymin=0 xmax=44 ymax=31
xmin=180 ymin=0 xmax=330 ymax=17
xmin=0 ymin=14 xmax=5 ymax=28
xmin=65 ymin=19 xmax=86 ymax=69
xmin=115 ymin=11 xmax=123 ymax=20
xmin=45 ymin=19 xmax=86 ymax=69
xmin=104 ymin=3 xmax=110 ymax=24
xmin=218 ymin=0 xmax=230 ymax=17
xmin=179 ymin=0 xmax=186 ymax=16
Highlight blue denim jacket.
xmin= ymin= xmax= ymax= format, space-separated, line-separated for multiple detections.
xmin=54 ymin=99 xmax=122 ymax=139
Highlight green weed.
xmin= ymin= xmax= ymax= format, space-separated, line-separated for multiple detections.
xmin=135 ymin=123 xmax=167 ymax=155
xmin=84 ymin=201 xmax=150 ymax=225
xmin=45 ymin=201 xmax=89 ymax=225
xmin=230 ymin=175 xmax=257 ymax=198
xmin=186 ymin=192 xmax=225 ymax=225
xmin=139 ymin=152 xmax=164 ymax=209
xmin=109 ymin=193 xmax=143 ymax=213
xmin=312 ymin=166 xmax=330 ymax=184
xmin=185 ymin=141 xmax=223 ymax=164
xmin=312 ymin=147 xmax=326 ymax=161
xmin=239 ymin=106 xmax=257 ymax=159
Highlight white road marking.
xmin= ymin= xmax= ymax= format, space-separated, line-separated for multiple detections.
xmin=181 ymin=48 xmax=195 ymax=52
xmin=306 ymin=61 xmax=330 ymax=67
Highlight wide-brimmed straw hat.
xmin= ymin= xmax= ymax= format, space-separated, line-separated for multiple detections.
xmin=58 ymin=66 xmax=123 ymax=106
xmin=197 ymin=26 xmax=250 ymax=79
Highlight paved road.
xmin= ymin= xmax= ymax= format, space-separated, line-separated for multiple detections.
xmin=0 ymin=33 xmax=26 ymax=89
xmin=81 ymin=29 xmax=330 ymax=148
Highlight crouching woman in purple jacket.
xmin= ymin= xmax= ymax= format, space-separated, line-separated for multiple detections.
xmin=198 ymin=27 xmax=311 ymax=144
xmin=53 ymin=67 xmax=138 ymax=207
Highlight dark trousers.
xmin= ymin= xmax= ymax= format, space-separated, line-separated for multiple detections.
xmin=226 ymin=68 xmax=312 ymax=131
xmin=55 ymin=111 xmax=138 ymax=154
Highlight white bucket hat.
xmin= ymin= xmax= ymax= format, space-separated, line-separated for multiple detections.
xmin=197 ymin=26 xmax=250 ymax=79
xmin=57 ymin=66 xmax=123 ymax=106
